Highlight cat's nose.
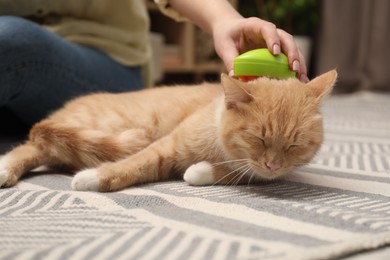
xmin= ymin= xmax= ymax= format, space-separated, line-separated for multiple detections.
xmin=265 ymin=162 xmax=281 ymax=172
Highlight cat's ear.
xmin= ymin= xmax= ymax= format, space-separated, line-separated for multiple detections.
xmin=221 ymin=74 xmax=254 ymax=109
xmin=307 ymin=70 xmax=337 ymax=101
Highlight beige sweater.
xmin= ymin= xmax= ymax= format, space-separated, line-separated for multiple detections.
xmin=0 ymin=0 xmax=184 ymax=85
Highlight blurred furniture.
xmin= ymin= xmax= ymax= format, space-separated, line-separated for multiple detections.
xmin=145 ymin=0 xmax=238 ymax=83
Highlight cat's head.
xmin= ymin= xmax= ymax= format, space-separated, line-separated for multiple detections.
xmin=219 ymin=70 xmax=337 ymax=180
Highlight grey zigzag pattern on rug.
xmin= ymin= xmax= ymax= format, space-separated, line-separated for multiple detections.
xmin=0 ymin=92 xmax=389 ymax=260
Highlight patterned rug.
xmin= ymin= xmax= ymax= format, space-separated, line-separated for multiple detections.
xmin=1 ymin=92 xmax=390 ymax=260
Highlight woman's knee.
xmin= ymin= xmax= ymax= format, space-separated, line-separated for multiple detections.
xmin=0 ymin=16 xmax=56 ymax=55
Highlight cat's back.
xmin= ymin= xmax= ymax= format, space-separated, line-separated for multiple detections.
xmin=46 ymin=82 xmax=222 ymax=133
xmin=83 ymin=82 xmax=222 ymax=114
xmin=71 ymin=81 xmax=219 ymax=104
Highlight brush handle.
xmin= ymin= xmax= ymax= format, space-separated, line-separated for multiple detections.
xmin=233 ymin=48 xmax=296 ymax=81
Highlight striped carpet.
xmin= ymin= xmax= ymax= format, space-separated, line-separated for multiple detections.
xmin=1 ymin=92 xmax=390 ymax=260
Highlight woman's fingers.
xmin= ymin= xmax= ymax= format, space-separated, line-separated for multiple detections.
xmin=277 ymin=29 xmax=308 ymax=81
xmin=242 ymin=18 xmax=281 ymax=55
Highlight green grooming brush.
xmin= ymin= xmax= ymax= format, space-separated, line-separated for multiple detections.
xmin=233 ymin=48 xmax=296 ymax=81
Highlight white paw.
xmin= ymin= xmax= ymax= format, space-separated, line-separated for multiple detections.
xmin=72 ymin=169 xmax=100 ymax=191
xmin=183 ymin=161 xmax=215 ymax=186
xmin=0 ymin=156 xmax=11 ymax=187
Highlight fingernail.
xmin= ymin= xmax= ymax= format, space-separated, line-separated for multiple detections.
xmin=300 ymin=74 xmax=309 ymax=83
xmin=292 ymin=60 xmax=300 ymax=71
xmin=273 ymin=44 xmax=281 ymax=55
xmin=229 ymin=70 xmax=234 ymax=76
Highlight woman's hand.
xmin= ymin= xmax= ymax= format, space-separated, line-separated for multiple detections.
xmin=212 ymin=17 xmax=308 ymax=82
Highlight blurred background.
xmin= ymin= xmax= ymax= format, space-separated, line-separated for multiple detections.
xmin=148 ymin=0 xmax=390 ymax=93
xmin=0 ymin=0 xmax=388 ymax=143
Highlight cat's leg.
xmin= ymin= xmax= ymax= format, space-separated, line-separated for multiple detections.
xmin=72 ymin=135 xmax=177 ymax=192
xmin=0 ymin=142 xmax=47 ymax=187
xmin=30 ymin=121 xmax=153 ymax=169
xmin=184 ymin=161 xmax=252 ymax=186
xmin=117 ymin=129 xmax=153 ymax=154
xmin=72 ymin=128 xmax=153 ymax=166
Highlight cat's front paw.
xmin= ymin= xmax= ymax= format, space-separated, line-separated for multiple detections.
xmin=184 ymin=161 xmax=215 ymax=186
xmin=0 ymin=156 xmax=16 ymax=188
xmin=0 ymin=168 xmax=10 ymax=187
xmin=72 ymin=169 xmax=100 ymax=191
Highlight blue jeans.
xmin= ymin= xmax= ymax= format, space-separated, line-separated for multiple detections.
xmin=0 ymin=16 xmax=144 ymax=125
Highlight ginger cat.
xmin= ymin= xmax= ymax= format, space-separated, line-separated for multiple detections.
xmin=0 ymin=71 xmax=337 ymax=192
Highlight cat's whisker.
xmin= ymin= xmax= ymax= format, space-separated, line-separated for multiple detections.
xmin=247 ymin=174 xmax=255 ymax=186
xmin=212 ymin=163 xmax=249 ymax=186
xmin=233 ymin=166 xmax=252 ymax=186
xmin=219 ymin=165 xmax=250 ymax=187
xmin=247 ymin=165 xmax=257 ymax=186
xmin=225 ymin=174 xmax=239 ymax=187
xmin=212 ymin=159 xmax=249 ymax=167
xmin=247 ymin=161 xmax=268 ymax=177
xmin=211 ymin=168 xmax=241 ymax=187
xmin=222 ymin=161 xmax=249 ymax=170
xmin=212 ymin=160 xmax=249 ymax=186
xmin=226 ymin=164 xmax=251 ymax=187
xmin=228 ymin=168 xmax=248 ymax=186
xmin=212 ymin=171 xmax=235 ymax=186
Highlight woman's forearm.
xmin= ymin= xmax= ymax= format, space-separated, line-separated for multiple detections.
xmin=168 ymin=0 xmax=241 ymax=35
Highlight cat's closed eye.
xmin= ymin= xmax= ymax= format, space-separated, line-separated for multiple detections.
xmin=246 ymin=131 xmax=267 ymax=147
xmin=258 ymin=137 xmax=267 ymax=147
xmin=285 ymin=144 xmax=300 ymax=152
